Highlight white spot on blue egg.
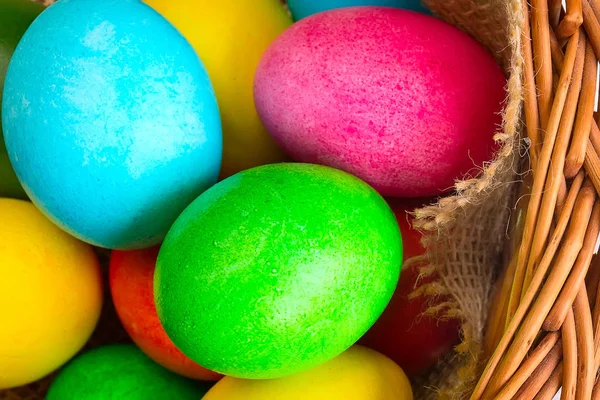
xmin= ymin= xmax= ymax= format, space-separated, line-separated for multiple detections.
xmin=1 ymin=0 xmax=222 ymax=249
xmin=82 ymin=21 xmax=117 ymax=54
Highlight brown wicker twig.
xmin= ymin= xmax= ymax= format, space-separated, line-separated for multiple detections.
xmin=505 ymin=28 xmax=581 ymax=329
xmin=474 ymin=178 xmax=596 ymax=399
xmin=561 ymin=310 xmax=577 ymax=400
xmin=574 ymin=287 xmax=595 ymax=399
xmin=565 ymin=40 xmax=596 ymax=178
xmin=534 ymin=363 xmax=564 ymax=400
xmin=550 ymin=28 xmax=567 ymax=68
xmin=587 ymin=255 xmax=600 ymax=305
xmin=584 ymin=142 xmax=600 ymax=194
xmin=522 ymin=0 xmax=542 ymax=168
xmin=513 ymin=342 xmax=563 ymax=400
xmin=591 ymin=256 xmax=600 ymax=338
xmin=550 ymin=0 xmax=564 ymax=28
xmin=591 ymin=122 xmax=600 ymax=152
xmin=545 ymin=20 xmax=600 ymax=197
xmin=582 ymin=0 xmax=600 ymax=57
xmin=522 ymin=32 xmax=586 ymax=294
xmin=586 ymin=0 xmax=600 ymax=26
xmin=545 ymin=201 xmax=600 ymax=330
xmin=592 ymin=377 xmax=600 ymax=400
xmin=485 ymin=175 xmax=533 ymax=355
xmin=531 ymin=0 xmax=555 ymax=129
xmin=473 ymin=171 xmax=585 ymax=398
xmin=556 ymin=0 xmax=584 ymax=39
xmin=494 ymin=332 xmax=561 ymax=399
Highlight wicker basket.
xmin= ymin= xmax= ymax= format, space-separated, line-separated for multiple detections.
xmin=471 ymin=1 xmax=600 ymax=399
xmin=1 ymin=0 xmax=535 ymax=399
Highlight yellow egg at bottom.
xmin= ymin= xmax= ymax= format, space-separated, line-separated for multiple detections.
xmin=0 ymin=199 xmax=103 ymax=389
xmin=203 ymin=345 xmax=413 ymax=400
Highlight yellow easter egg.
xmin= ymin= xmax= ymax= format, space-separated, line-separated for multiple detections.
xmin=0 ymin=199 xmax=103 ymax=389
xmin=143 ymin=0 xmax=292 ymax=178
xmin=202 ymin=345 xmax=413 ymax=400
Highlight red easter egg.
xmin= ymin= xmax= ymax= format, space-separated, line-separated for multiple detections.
xmin=109 ymin=248 xmax=221 ymax=381
xmin=359 ymin=198 xmax=460 ymax=376
xmin=254 ymin=7 xmax=505 ymax=197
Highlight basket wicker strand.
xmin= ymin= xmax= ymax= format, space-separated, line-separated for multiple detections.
xmin=469 ymin=1 xmax=600 ymax=399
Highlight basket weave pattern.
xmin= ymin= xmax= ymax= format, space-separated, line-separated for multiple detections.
xmin=469 ymin=1 xmax=600 ymax=399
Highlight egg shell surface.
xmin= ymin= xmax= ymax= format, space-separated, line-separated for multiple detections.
xmin=254 ymin=7 xmax=506 ymax=197
xmin=287 ymin=0 xmax=430 ymax=20
xmin=46 ymin=344 xmax=212 ymax=400
xmin=0 ymin=199 xmax=103 ymax=390
xmin=2 ymin=0 xmax=222 ymax=249
xmin=109 ymin=247 xmax=222 ymax=381
xmin=0 ymin=0 xmax=44 ymax=199
xmin=203 ymin=345 xmax=413 ymax=400
xmin=143 ymin=0 xmax=292 ymax=178
xmin=155 ymin=163 xmax=402 ymax=379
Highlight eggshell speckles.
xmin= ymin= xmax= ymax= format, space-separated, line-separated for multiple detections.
xmin=155 ymin=163 xmax=402 ymax=379
xmin=46 ymin=345 xmax=212 ymax=400
xmin=2 ymin=0 xmax=222 ymax=249
xmin=254 ymin=7 xmax=506 ymax=197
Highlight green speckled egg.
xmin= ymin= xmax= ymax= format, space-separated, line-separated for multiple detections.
xmin=46 ymin=345 xmax=212 ymax=400
xmin=155 ymin=163 xmax=402 ymax=379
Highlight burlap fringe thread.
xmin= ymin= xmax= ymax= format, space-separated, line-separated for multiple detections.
xmin=0 ymin=0 xmax=525 ymax=399
xmin=415 ymin=0 xmax=524 ymax=398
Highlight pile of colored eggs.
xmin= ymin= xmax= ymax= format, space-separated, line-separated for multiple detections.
xmin=0 ymin=0 xmax=505 ymax=398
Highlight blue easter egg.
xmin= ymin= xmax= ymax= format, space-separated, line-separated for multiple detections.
xmin=2 ymin=0 xmax=222 ymax=250
xmin=287 ymin=1 xmax=431 ymax=20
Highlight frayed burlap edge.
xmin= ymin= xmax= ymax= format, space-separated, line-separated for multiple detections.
xmin=413 ymin=0 xmax=525 ymax=398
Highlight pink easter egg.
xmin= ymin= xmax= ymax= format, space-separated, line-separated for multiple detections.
xmin=254 ymin=7 xmax=506 ymax=197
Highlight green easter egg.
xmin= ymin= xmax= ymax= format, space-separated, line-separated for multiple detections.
xmin=155 ymin=163 xmax=403 ymax=379
xmin=1 ymin=0 xmax=45 ymax=199
xmin=46 ymin=345 xmax=212 ymax=400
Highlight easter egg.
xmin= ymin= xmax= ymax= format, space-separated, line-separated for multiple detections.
xmin=0 ymin=0 xmax=44 ymax=199
xmin=109 ymin=248 xmax=222 ymax=381
xmin=2 ymin=0 xmax=222 ymax=249
xmin=254 ymin=7 xmax=505 ymax=197
xmin=144 ymin=0 xmax=292 ymax=178
xmin=359 ymin=198 xmax=460 ymax=376
xmin=46 ymin=344 xmax=212 ymax=400
xmin=0 ymin=199 xmax=102 ymax=390
xmin=287 ymin=0 xmax=430 ymax=20
xmin=203 ymin=346 xmax=413 ymax=400
xmin=155 ymin=163 xmax=402 ymax=379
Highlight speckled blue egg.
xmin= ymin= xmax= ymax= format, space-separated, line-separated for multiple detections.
xmin=2 ymin=0 xmax=222 ymax=249
xmin=287 ymin=0 xmax=431 ymax=20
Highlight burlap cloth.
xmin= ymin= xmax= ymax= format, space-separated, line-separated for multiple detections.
xmin=0 ymin=0 xmax=525 ymax=399
xmin=413 ymin=0 xmax=524 ymax=398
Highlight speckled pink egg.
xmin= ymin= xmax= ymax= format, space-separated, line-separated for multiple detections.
xmin=254 ymin=7 xmax=506 ymax=197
